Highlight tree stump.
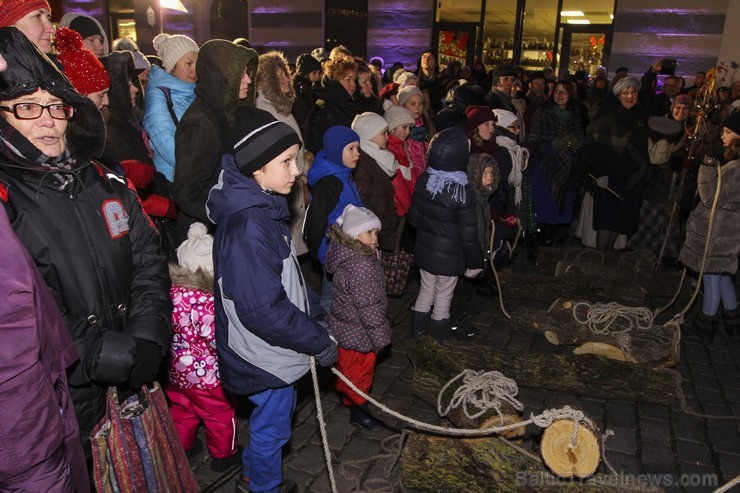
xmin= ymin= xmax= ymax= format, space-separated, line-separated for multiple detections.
xmin=540 ymin=419 xmax=601 ymax=478
xmin=408 ymin=337 xmax=676 ymax=405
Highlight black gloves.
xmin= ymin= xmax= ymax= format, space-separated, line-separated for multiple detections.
xmin=128 ymin=340 xmax=163 ymax=390
xmin=315 ymin=340 xmax=338 ymax=367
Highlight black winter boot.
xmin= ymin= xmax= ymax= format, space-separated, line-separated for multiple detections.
xmin=693 ymin=312 xmax=719 ymax=342
xmin=429 ymin=318 xmax=450 ymax=343
xmin=722 ymin=307 xmax=740 ymax=342
xmin=449 ymin=313 xmax=478 ymax=339
xmin=349 ymin=402 xmax=384 ymax=430
xmin=410 ymin=309 xmax=431 ymax=338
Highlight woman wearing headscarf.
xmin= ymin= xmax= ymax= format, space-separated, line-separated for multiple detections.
xmin=0 ymin=27 xmax=170 ymax=457
xmin=581 ymin=76 xmax=649 ymax=251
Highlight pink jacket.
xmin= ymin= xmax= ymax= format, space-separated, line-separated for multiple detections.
xmin=168 ymin=266 xmax=220 ymax=390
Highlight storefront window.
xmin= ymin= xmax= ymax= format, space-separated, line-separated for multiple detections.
xmin=483 ymin=0 xmax=517 ymax=69
xmin=520 ymin=0 xmax=558 ymax=70
xmin=437 ymin=0 xmax=482 ymax=23
xmin=559 ymin=0 xmax=615 ymax=76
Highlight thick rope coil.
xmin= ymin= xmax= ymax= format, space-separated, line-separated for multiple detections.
xmin=572 ymin=301 xmax=655 ymax=359
xmin=530 ymin=406 xmax=587 ymax=447
xmin=437 ymin=369 xmax=524 ymax=421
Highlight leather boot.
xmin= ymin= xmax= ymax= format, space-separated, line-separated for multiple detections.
xmin=410 ymin=309 xmax=431 ymax=338
xmin=349 ymin=402 xmax=383 ymax=430
xmin=429 ymin=318 xmax=450 ymax=343
xmin=693 ymin=312 xmax=719 ymax=342
xmin=723 ymin=307 xmax=740 ymax=342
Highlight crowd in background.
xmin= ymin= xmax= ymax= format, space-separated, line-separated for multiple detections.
xmin=0 ymin=0 xmax=739 ymax=491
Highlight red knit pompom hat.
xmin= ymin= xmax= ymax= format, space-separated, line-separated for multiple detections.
xmin=0 ymin=0 xmax=51 ymax=27
xmin=55 ymin=27 xmax=110 ymax=95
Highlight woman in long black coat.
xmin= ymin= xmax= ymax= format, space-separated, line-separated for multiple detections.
xmin=581 ymin=77 xmax=649 ymax=250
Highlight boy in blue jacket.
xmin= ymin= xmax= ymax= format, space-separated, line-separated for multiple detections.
xmin=206 ymin=106 xmax=337 ymax=493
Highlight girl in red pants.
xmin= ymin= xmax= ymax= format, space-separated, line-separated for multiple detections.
xmin=166 ymin=222 xmax=241 ymax=472
xmin=325 ymin=205 xmax=392 ymax=430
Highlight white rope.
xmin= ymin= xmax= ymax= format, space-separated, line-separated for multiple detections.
xmin=571 ymin=301 xmax=655 ymax=359
xmin=714 ymin=474 xmax=740 ymax=493
xmin=437 ymin=369 xmax=524 ymax=421
xmin=310 ymin=359 xmax=338 ymax=493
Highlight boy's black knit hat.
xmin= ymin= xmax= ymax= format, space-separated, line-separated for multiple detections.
xmin=232 ymin=106 xmax=302 ymax=176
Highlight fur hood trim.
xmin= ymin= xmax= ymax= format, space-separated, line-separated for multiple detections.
xmin=169 ymin=264 xmax=215 ymax=293
xmin=255 ymin=51 xmax=296 ymax=116
xmin=327 ymin=225 xmax=376 ymax=256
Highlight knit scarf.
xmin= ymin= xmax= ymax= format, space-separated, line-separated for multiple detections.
xmin=360 ymin=139 xmax=398 ymax=177
xmin=426 ymin=166 xmax=468 ymax=203
xmin=496 ymin=134 xmax=528 ymax=205
xmin=0 ymin=120 xmax=77 ymax=189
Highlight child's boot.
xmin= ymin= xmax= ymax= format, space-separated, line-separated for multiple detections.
xmin=429 ymin=318 xmax=450 ymax=343
xmin=211 ymin=444 xmax=244 ymax=472
xmin=450 ymin=313 xmax=478 ymax=339
xmin=723 ymin=307 xmax=740 ymax=341
xmin=693 ymin=312 xmax=719 ymax=342
xmin=410 ymin=309 xmax=431 ymax=338
xmin=349 ymin=402 xmax=383 ymax=430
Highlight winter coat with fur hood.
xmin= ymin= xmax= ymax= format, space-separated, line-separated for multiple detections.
xmin=168 ymin=265 xmax=221 ymax=390
xmin=325 ymin=226 xmax=391 ymax=352
xmin=679 ymin=159 xmax=740 ymax=275
xmin=173 ymin=40 xmax=258 ymax=243
xmin=255 ymin=51 xmax=309 ymax=256
xmin=0 ymin=27 xmax=171 ymax=446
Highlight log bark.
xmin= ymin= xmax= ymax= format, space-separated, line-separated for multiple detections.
xmin=408 ymin=337 xmax=676 ymax=405
xmin=410 ymin=339 xmax=525 ymax=439
xmin=402 ymin=432 xmax=663 ymax=492
xmin=514 ymin=299 xmax=679 ymax=366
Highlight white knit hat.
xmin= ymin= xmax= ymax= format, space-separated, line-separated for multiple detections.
xmin=152 ymin=33 xmax=199 ymax=73
xmin=176 ymin=222 xmax=214 ymax=274
xmin=336 ymin=205 xmax=381 ymax=239
xmin=398 ymin=86 xmax=423 ymax=107
xmin=492 ymin=109 xmax=518 ymax=129
xmin=351 ymin=112 xmax=388 ymax=140
xmin=384 ymin=105 xmax=415 ymax=130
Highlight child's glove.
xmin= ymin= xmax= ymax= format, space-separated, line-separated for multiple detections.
xmin=464 ymin=268 xmax=483 ymax=278
xmin=315 ymin=340 xmax=338 ymax=367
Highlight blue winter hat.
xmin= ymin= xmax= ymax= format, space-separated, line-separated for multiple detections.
xmin=323 ymin=125 xmax=360 ymax=166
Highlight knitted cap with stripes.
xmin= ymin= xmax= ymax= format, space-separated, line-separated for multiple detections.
xmin=232 ymin=106 xmax=302 ymax=176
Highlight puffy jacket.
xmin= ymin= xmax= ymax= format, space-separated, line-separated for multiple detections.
xmin=206 ymin=155 xmax=332 ymax=396
xmin=143 ymin=65 xmax=196 ymax=181
xmin=0 ymin=27 xmax=171 ymax=443
xmin=305 ymin=151 xmax=363 ymax=263
xmin=408 ymin=129 xmax=483 ymax=276
xmin=387 ymin=134 xmax=415 ymax=217
xmin=325 ymin=227 xmax=390 ymax=352
xmin=173 ymin=40 xmax=258 ymax=243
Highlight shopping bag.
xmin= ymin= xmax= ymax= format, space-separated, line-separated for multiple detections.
xmin=380 ymin=251 xmax=413 ymax=297
xmin=90 ymin=382 xmax=198 ymax=493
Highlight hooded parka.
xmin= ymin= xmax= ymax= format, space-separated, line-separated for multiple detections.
xmin=0 ymin=27 xmax=171 ymax=447
xmin=173 ymin=39 xmax=258 ymax=243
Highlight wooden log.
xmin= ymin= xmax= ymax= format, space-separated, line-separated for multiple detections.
xmin=515 ymin=299 xmax=679 ymax=366
xmin=408 ymin=337 xmax=676 ymax=405
xmin=535 ymin=247 xmax=658 ymax=273
xmin=540 ymin=419 xmax=600 ymax=478
xmin=402 ymin=432 xmax=664 ymax=492
xmin=410 ymin=336 xmax=525 ymax=439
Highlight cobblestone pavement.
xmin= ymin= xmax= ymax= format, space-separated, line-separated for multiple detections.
xmin=191 ymin=251 xmax=740 ymax=493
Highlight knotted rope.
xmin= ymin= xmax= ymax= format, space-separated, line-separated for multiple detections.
xmin=571 ymin=301 xmax=655 ymax=360
xmin=438 ymin=369 xmax=523 ymax=421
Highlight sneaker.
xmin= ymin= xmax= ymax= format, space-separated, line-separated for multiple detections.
xmin=449 ymin=316 xmax=478 ymax=339
xmin=184 ymin=437 xmax=203 ymax=460
xmin=211 ymin=445 xmax=244 ymax=472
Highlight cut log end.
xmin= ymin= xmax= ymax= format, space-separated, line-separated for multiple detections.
xmin=544 ymin=330 xmax=561 ymax=345
xmin=573 ymin=342 xmax=628 ymax=362
xmin=541 ymin=419 xmax=601 ymax=479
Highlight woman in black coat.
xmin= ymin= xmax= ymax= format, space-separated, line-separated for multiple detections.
xmin=581 ymin=77 xmax=649 ymax=250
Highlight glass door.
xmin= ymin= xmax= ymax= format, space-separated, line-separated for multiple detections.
xmin=434 ymin=23 xmax=479 ymax=69
xmin=559 ymin=25 xmax=612 ymax=77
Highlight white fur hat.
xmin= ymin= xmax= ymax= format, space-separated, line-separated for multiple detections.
xmin=492 ymin=109 xmax=518 ymax=129
xmin=152 ymin=33 xmax=199 ymax=73
xmin=177 ymin=222 xmax=214 ymax=274
xmin=351 ymin=112 xmax=388 ymax=140
xmin=336 ymin=204 xmax=381 ymax=239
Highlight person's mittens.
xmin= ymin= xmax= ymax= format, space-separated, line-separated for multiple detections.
xmin=315 ymin=340 xmax=338 ymax=367
xmin=128 ymin=340 xmax=163 ymax=390
xmin=120 ymin=159 xmax=156 ymax=189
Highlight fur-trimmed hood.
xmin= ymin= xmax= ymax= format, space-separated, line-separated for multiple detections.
xmin=255 ymin=51 xmax=295 ymax=116
xmin=325 ymin=225 xmax=377 ymax=274
xmin=327 ymin=225 xmax=376 ymax=256
xmin=169 ymin=263 xmax=215 ymax=294
xmin=467 ymin=153 xmax=499 ymax=197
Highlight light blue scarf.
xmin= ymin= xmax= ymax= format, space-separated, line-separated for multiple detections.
xmin=426 ymin=166 xmax=468 ymax=203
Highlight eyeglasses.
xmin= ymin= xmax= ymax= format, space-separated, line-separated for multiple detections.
xmin=0 ymin=102 xmax=74 ymax=120
xmin=554 ymin=89 xmax=569 ymax=95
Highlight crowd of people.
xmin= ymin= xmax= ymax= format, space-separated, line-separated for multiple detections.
xmin=0 ymin=1 xmax=738 ymax=492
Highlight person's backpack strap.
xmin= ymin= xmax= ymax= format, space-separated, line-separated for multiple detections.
xmin=159 ymin=86 xmax=178 ymax=125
